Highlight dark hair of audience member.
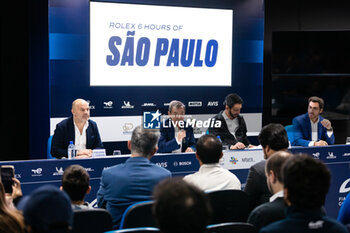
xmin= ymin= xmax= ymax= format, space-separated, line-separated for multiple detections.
xmin=0 ymin=182 xmax=25 ymax=233
xmin=62 ymin=165 xmax=90 ymax=202
xmin=153 ymin=178 xmax=212 ymax=233
xmin=224 ymin=93 xmax=243 ymax=108
xmin=258 ymin=123 xmax=289 ymax=151
xmin=196 ymin=134 xmax=222 ymax=164
xmin=282 ymin=154 xmax=331 ymax=208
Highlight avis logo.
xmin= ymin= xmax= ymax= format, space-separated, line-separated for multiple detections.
xmin=207 ymin=101 xmax=219 ymax=106
xmin=230 ymin=156 xmax=238 ymax=165
xmin=156 ymin=162 xmax=168 ymax=168
xmin=339 ymin=178 xmax=350 ymax=193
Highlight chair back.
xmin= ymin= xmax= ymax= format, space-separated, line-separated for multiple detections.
xmin=47 ymin=135 xmax=55 ymax=159
xmin=106 ymin=227 xmax=160 ymax=233
xmin=284 ymin=125 xmax=294 ymax=146
xmin=119 ymin=201 xmax=156 ymax=229
xmin=72 ymin=208 xmax=113 ymax=233
xmin=207 ymin=222 xmax=257 ymax=233
xmin=207 ymin=189 xmax=250 ymax=224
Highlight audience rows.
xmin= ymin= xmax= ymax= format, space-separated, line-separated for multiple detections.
xmin=0 ymin=124 xmax=349 ymax=233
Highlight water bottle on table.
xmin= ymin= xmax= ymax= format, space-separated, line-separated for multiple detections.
xmin=67 ymin=141 xmax=76 ymax=159
xmin=217 ymin=136 xmax=229 ymax=150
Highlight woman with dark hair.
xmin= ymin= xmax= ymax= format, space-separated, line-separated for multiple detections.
xmin=0 ymin=181 xmax=25 ymax=233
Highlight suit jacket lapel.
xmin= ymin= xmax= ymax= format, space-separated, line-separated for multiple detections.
xmin=69 ymin=117 xmax=75 ymax=143
xmin=317 ymin=120 xmax=323 ymax=140
xmin=86 ymin=121 xmax=91 ymax=148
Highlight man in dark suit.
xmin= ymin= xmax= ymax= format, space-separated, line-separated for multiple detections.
xmin=208 ymin=93 xmax=253 ymax=149
xmin=248 ymin=151 xmax=292 ymax=231
xmin=292 ymin=96 xmax=334 ymax=147
xmin=157 ymin=100 xmax=196 ymax=153
xmin=244 ymin=123 xmax=289 ymax=211
xmin=97 ymin=126 xmax=171 ymax=229
xmin=260 ymin=154 xmax=348 ymax=233
xmin=51 ymin=99 xmax=104 ymax=158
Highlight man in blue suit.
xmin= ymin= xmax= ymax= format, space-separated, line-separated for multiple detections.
xmin=157 ymin=100 xmax=196 ymax=153
xmin=292 ymin=96 xmax=334 ymax=147
xmin=51 ymin=99 xmax=104 ymax=158
xmin=97 ymin=126 xmax=171 ymax=229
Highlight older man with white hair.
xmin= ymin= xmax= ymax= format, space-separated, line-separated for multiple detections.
xmin=51 ymin=98 xmax=104 ymax=158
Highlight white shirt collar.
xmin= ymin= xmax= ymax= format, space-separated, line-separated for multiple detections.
xmin=269 ymin=190 xmax=284 ymax=202
xmin=73 ymin=120 xmax=89 ymax=151
xmin=310 ymin=117 xmax=319 ymax=126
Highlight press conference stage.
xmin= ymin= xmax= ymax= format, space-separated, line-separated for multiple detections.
xmin=1 ymin=145 xmax=349 ymax=219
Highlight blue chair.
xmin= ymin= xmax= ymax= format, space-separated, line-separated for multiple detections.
xmin=119 ymin=201 xmax=155 ymax=229
xmin=72 ymin=208 xmax=113 ymax=233
xmin=47 ymin=135 xmax=55 ymax=159
xmin=105 ymin=227 xmax=160 ymax=233
xmin=207 ymin=222 xmax=257 ymax=233
xmin=206 ymin=189 xmax=250 ymax=224
xmin=284 ymin=125 xmax=294 ymax=146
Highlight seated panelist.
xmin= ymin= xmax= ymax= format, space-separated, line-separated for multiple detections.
xmin=208 ymin=93 xmax=254 ymax=150
xmin=157 ymin=100 xmax=196 ymax=153
xmin=51 ymin=98 xmax=104 ymax=159
xmin=292 ymin=96 xmax=334 ymax=147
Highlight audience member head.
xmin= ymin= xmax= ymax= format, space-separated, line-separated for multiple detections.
xmin=18 ymin=185 xmax=73 ymax=233
xmin=61 ymin=165 xmax=91 ymax=204
xmin=71 ymin=98 xmax=90 ymax=124
xmin=308 ymin=96 xmax=324 ymax=122
xmin=128 ymin=125 xmax=160 ymax=158
xmin=265 ymin=151 xmax=293 ymax=194
xmin=282 ymin=154 xmax=331 ymax=209
xmin=224 ymin=93 xmax=243 ymax=119
xmin=153 ymin=178 xmax=211 ymax=233
xmin=258 ymin=123 xmax=289 ymax=159
xmin=196 ymin=134 xmax=223 ymax=164
xmin=168 ymin=100 xmax=186 ymax=123
xmin=0 ymin=181 xmax=25 ymax=233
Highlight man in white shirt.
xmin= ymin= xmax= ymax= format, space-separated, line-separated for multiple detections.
xmin=51 ymin=98 xmax=104 ymax=158
xmin=247 ymin=151 xmax=292 ymax=231
xmin=292 ymin=96 xmax=334 ymax=147
xmin=183 ymin=134 xmax=241 ymax=191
